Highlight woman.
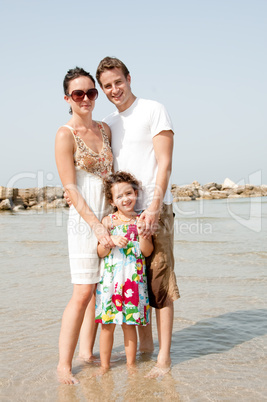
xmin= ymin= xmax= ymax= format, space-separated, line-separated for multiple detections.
xmin=55 ymin=67 xmax=113 ymax=384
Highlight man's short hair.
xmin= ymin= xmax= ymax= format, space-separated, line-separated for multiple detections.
xmin=96 ymin=57 xmax=130 ymax=87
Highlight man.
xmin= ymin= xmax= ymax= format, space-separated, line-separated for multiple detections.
xmin=95 ymin=57 xmax=180 ymax=376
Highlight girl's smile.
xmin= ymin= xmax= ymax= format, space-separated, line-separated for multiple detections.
xmin=111 ymin=182 xmax=138 ymax=218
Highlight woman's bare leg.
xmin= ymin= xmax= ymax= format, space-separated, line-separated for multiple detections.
xmin=78 ymin=293 xmax=99 ymax=361
xmin=122 ymin=324 xmax=137 ymax=367
xmin=57 ymin=284 xmax=94 ymax=384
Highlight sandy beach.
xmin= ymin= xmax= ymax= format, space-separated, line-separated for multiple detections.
xmin=0 ymin=197 xmax=266 ymax=401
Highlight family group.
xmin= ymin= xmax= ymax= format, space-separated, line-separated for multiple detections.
xmin=55 ymin=57 xmax=180 ymax=384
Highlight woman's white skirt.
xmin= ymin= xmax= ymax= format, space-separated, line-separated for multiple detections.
xmin=67 ymin=169 xmax=110 ymax=284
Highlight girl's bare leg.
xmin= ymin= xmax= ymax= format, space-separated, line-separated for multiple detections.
xmin=78 ymin=293 xmax=99 ymax=361
xmin=57 ymin=284 xmax=94 ymax=384
xmin=122 ymin=324 xmax=137 ymax=367
xmin=99 ymin=324 xmax=116 ymax=373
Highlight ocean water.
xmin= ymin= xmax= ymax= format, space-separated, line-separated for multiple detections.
xmin=0 ymin=198 xmax=266 ymax=401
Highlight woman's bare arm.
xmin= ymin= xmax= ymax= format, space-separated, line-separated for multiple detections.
xmin=55 ymin=127 xmax=113 ymax=248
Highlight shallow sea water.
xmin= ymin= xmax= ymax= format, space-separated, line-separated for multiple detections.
xmin=0 ymin=198 xmax=266 ymax=401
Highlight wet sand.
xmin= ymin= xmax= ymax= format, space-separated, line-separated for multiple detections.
xmin=1 ymin=198 xmax=266 ymax=401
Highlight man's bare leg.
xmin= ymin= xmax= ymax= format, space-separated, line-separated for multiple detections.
xmin=137 ymin=313 xmax=154 ymax=353
xmin=146 ymin=302 xmax=174 ymax=378
xmin=78 ymin=294 xmax=99 ymax=362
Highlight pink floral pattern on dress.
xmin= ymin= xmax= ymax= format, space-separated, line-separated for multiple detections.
xmin=95 ymin=215 xmax=150 ymax=326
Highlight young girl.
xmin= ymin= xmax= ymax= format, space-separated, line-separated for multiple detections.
xmin=95 ymin=171 xmax=154 ymax=373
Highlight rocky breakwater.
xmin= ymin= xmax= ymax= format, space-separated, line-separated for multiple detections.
xmin=1 ymin=178 xmax=267 ymax=211
xmin=171 ymin=178 xmax=267 ymax=202
xmin=0 ymin=186 xmax=68 ymax=211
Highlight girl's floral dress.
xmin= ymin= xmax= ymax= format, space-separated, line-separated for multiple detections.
xmin=95 ymin=214 xmax=150 ymax=326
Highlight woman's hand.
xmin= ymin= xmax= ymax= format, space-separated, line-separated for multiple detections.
xmin=110 ymin=235 xmax=128 ymax=248
xmin=93 ymin=223 xmax=114 ymax=248
xmin=64 ymin=190 xmax=72 ymax=207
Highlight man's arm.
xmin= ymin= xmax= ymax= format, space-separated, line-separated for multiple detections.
xmin=139 ymin=130 xmax=173 ymax=236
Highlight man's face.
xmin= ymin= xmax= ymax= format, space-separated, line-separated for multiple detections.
xmin=99 ymin=67 xmax=134 ymax=112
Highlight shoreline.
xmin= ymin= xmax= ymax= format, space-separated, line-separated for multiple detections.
xmin=0 ymin=178 xmax=267 ymax=211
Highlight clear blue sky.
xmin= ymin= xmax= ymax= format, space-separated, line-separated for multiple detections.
xmin=1 ymin=0 xmax=266 ymax=188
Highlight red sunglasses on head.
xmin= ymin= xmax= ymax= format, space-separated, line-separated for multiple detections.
xmin=67 ymin=88 xmax=98 ymax=102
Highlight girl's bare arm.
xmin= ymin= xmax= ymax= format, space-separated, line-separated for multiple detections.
xmin=139 ymin=234 xmax=154 ymax=257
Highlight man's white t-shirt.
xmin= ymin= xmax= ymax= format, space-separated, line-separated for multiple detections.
xmin=103 ymin=97 xmax=173 ymax=211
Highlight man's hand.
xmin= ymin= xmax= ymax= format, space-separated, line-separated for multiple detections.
xmin=136 ymin=219 xmax=146 ymax=237
xmin=138 ymin=208 xmax=160 ymax=238
xmin=111 ymin=235 xmax=128 ymax=248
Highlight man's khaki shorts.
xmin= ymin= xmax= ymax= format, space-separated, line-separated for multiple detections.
xmin=145 ymin=203 xmax=180 ymax=309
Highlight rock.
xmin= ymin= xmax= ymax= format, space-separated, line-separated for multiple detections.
xmin=28 ymin=200 xmax=38 ymax=207
xmin=197 ymin=189 xmax=213 ymax=199
xmin=261 ymin=185 xmax=267 ymax=196
xmin=172 ymin=185 xmax=192 ymax=198
xmin=192 ymin=181 xmax=200 ymax=187
xmin=252 ymin=186 xmax=262 ymax=194
xmin=222 ymin=178 xmax=238 ymax=189
xmin=202 ymin=182 xmax=217 ymax=191
xmin=30 ymin=201 xmax=47 ymax=210
xmin=37 ymin=186 xmax=64 ymax=203
xmin=245 ymin=185 xmax=254 ymax=191
xmin=223 ymin=188 xmax=235 ymax=196
xmin=234 ymin=186 xmax=246 ymax=195
xmin=201 ymin=192 xmax=214 ymax=200
xmin=210 ymin=191 xmax=228 ymax=199
xmin=172 ymin=184 xmax=200 ymax=200
xmin=46 ymin=199 xmax=68 ymax=209
xmin=18 ymin=188 xmax=39 ymax=204
xmin=0 ymin=187 xmax=17 ymax=200
xmin=228 ymin=194 xmax=243 ymax=199
xmin=13 ymin=205 xmax=25 ymax=211
xmin=0 ymin=199 xmax=12 ymax=210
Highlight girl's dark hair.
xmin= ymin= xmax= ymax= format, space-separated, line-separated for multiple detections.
xmin=63 ymin=67 xmax=95 ymax=114
xmin=103 ymin=171 xmax=140 ymax=208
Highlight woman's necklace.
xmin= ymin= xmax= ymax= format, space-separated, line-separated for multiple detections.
xmin=117 ymin=213 xmax=136 ymax=223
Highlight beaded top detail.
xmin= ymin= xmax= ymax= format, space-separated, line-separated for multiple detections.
xmin=66 ymin=122 xmax=113 ymax=179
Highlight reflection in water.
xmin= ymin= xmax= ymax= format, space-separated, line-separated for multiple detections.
xmin=57 ymin=360 xmax=181 ymax=401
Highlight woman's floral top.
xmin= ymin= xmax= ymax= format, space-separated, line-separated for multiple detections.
xmin=71 ymin=121 xmax=113 ymax=179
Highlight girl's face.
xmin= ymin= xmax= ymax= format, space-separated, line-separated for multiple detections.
xmin=111 ymin=182 xmax=137 ymax=214
xmin=64 ymin=76 xmax=96 ymax=115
